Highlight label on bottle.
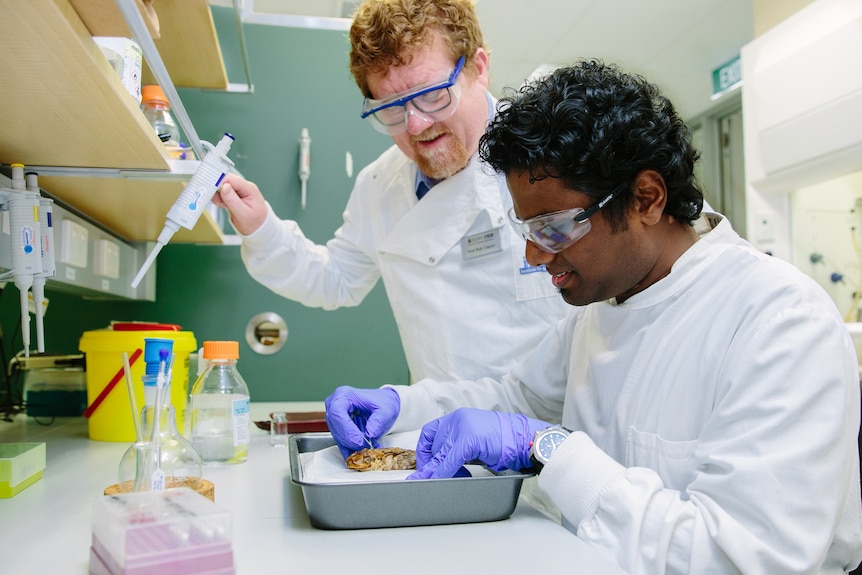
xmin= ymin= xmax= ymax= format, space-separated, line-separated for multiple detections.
xmin=94 ymin=37 xmax=142 ymax=102
xmin=232 ymin=396 xmax=250 ymax=447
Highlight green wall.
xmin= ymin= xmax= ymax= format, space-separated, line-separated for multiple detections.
xmin=0 ymin=13 xmax=408 ymax=404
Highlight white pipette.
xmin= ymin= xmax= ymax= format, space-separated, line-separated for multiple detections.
xmin=6 ymin=164 xmax=42 ymax=358
xmin=298 ymin=128 xmax=311 ymax=209
xmin=149 ymin=350 xmax=171 ymax=491
xmin=131 ymin=133 xmax=235 ymax=288
xmin=121 ymin=351 xmax=143 ymax=444
xmin=27 ymin=172 xmax=55 ymax=354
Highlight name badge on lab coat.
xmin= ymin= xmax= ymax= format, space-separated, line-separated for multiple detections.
xmin=461 ymin=228 xmax=503 ymax=261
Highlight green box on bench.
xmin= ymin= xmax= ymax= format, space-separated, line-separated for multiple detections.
xmin=0 ymin=443 xmax=46 ymax=498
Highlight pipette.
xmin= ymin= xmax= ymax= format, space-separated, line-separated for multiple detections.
xmin=26 ymin=172 xmax=55 ymax=354
xmin=5 ymin=164 xmax=43 ymax=358
xmin=122 ymin=352 xmax=142 ymax=444
xmin=134 ymin=347 xmax=171 ymax=493
xmin=131 ymin=132 xmax=235 ymax=288
xmin=149 ymin=348 xmax=171 ymax=491
xmin=298 ymin=128 xmax=311 ymax=209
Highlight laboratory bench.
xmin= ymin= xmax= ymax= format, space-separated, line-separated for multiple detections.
xmin=0 ymin=402 xmax=625 ymax=574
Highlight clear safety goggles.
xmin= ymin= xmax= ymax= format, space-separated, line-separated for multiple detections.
xmin=360 ymin=56 xmax=466 ymax=135
xmin=508 ymin=189 xmax=618 ymax=254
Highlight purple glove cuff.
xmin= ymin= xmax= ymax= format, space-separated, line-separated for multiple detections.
xmin=494 ymin=412 xmax=534 ymax=471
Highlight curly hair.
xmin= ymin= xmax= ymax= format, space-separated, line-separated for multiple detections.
xmin=349 ymin=0 xmax=487 ymax=98
xmin=479 ymin=60 xmax=704 ymax=228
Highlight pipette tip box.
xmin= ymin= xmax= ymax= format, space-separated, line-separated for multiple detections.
xmin=89 ymin=487 xmax=234 ymax=575
xmin=0 ymin=442 xmax=46 ymax=498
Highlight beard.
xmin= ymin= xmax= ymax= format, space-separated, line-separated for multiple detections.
xmin=411 ymin=129 xmax=472 ymax=180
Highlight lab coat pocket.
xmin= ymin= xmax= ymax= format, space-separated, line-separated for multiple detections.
xmin=625 ymin=427 xmax=699 ymax=493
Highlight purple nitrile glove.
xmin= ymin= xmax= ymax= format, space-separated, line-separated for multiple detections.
xmin=407 ymin=408 xmax=551 ymax=480
xmin=324 ymin=386 xmax=401 ymax=461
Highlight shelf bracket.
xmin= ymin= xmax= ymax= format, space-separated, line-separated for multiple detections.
xmin=229 ymin=0 xmax=255 ymax=94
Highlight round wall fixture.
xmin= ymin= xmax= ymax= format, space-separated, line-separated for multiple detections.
xmin=245 ymin=312 xmax=288 ymax=355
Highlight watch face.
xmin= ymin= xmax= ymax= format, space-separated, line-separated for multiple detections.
xmin=536 ymin=429 xmax=569 ymax=462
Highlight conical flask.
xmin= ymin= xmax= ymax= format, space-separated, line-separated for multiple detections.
xmin=117 ymin=403 xmax=203 ymax=492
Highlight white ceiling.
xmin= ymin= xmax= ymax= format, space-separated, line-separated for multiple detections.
xmin=231 ymin=0 xmax=754 ymax=119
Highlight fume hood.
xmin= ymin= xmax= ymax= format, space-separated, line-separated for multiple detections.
xmin=741 ymin=0 xmax=862 ymax=318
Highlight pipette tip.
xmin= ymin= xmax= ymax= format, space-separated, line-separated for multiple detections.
xmin=131 ymin=241 xmax=164 ymax=289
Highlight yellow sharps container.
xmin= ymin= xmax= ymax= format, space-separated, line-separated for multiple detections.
xmin=79 ymin=324 xmax=197 ymax=442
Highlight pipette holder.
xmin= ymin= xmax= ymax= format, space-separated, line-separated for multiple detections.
xmin=0 ymin=164 xmax=45 ymax=357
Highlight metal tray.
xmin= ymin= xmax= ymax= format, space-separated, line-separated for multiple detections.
xmin=289 ymin=433 xmax=534 ymax=530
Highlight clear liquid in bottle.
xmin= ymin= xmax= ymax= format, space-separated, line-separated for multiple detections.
xmin=189 ymin=341 xmax=250 ymax=465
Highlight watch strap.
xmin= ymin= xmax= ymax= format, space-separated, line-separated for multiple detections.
xmin=529 ymin=453 xmax=544 ymax=473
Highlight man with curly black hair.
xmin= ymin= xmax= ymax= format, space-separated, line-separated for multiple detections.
xmin=326 ymin=60 xmax=862 ymax=573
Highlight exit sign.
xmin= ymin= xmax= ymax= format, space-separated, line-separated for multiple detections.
xmin=712 ymin=55 xmax=742 ymax=99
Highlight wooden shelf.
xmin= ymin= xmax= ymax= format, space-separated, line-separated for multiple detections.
xmin=71 ymin=0 xmax=229 ymax=90
xmin=36 ymin=174 xmax=224 ymax=243
xmin=142 ymin=1 xmax=229 ymax=89
xmin=0 ymin=0 xmax=228 ymax=244
xmin=69 ymin=0 xmax=161 ymax=39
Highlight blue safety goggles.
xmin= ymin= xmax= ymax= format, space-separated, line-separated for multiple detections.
xmin=360 ymin=56 xmax=466 ymax=135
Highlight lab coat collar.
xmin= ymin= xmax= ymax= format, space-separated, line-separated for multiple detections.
xmin=610 ymin=212 xmax=737 ymax=308
xmin=378 ymin=153 xmax=506 ymax=265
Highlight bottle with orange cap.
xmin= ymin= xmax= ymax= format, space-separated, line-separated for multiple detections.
xmin=189 ymin=341 xmax=251 ymax=464
xmin=140 ymin=85 xmax=194 ymax=159
xmin=141 ymin=85 xmax=180 ymax=144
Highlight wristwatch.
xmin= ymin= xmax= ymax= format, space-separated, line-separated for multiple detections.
xmin=529 ymin=426 xmax=571 ymax=472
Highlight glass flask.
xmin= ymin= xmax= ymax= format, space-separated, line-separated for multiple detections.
xmin=117 ymin=404 xmax=203 ymax=493
xmin=189 ymin=341 xmax=251 ymax=465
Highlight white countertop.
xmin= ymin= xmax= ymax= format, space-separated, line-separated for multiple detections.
xmin=0 ymin=403 xmax=625 ymax=574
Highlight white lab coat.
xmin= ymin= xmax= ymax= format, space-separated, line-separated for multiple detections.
xmin=239 ymin=141 xmax=566 ymax=382
xmin=391 ymin=215 xmax=862 ymax=574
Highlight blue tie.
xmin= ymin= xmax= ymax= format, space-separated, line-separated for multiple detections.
xmin=416 ymin=180 xmax=430 ymax=200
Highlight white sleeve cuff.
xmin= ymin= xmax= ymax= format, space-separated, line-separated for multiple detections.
xmin=386 ymin=382 xmax=448 ymax=433
xmin=239 ymin=202 xmax=281 ymax=247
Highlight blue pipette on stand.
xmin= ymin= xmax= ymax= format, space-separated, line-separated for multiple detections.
xmin=131 ymin=133 xmax=235 ymax=288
